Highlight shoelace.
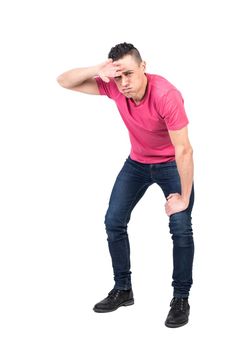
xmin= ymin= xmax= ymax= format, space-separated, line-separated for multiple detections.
xmin=107 ymin=289 xmax=121 ymax=301
xmin=170 ymin=297 xmax=188 ymax=312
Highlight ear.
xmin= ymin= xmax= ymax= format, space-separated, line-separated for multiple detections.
xmin=141 ymin=60 xmax=146 ymax=72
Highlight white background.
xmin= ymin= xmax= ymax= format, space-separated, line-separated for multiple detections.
xmin=0 ymin=0 xmax=233 ymax=349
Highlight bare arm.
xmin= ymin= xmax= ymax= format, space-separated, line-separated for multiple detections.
xmin=165 ymin=126 xmax=194 ymax=216
xmin=56 ymin=59 xmax=117 ymax=94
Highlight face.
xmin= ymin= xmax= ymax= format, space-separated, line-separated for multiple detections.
xmin=113 ymin=55 xmax=146 ymax=99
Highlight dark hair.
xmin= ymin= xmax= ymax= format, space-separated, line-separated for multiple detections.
xmin=108 ymin=42 xmax=142 ymax=63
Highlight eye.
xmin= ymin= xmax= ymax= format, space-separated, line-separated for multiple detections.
xmin=114 ymin=76 xmax=121 ymax=81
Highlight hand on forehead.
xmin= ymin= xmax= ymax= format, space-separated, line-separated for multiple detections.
xmin=112 ymin=61 xmax=130 ymax=75
xmin=104 ymin=59 xmax=123 ymax=72
xmin=112 ymin=55 xmax=139 ymax=74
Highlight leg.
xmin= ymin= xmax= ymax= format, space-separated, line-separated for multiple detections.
xmin=169 ymin=202 xmax=194 ymax=298
xmin=156 ymin=161 xmax=195 ymax=297
xmin=104 ymin=157 xmax=152 ymax=290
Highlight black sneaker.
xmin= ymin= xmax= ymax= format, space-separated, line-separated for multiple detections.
xmin=93 ymin=288 xmax=134 ymax=313
xmin=165 ymin=297 xmax=190 ymax=328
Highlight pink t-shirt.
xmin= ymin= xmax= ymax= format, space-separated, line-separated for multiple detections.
xmin=95 ymin=73 xmax=189 ymax=164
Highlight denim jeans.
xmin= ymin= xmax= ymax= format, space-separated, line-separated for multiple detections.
xmin=104 ymin=156 xmax=194 ymax=298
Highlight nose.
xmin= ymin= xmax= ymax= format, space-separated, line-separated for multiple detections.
xmin=121 ymin=76 xmax=129 ymax=87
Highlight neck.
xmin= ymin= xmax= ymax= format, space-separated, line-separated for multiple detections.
xmin=133 ymin=75 xmax=148 ymax=104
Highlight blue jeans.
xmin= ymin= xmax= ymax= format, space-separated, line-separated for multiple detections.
xmin=104 ymin=156 xmax=194 ymax=298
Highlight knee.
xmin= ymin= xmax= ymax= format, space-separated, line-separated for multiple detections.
xmin=172 ymin=235 xmax=194 ymax=248
xmin=104 ymin=209 xmax=127 ymax=241
xmin=105 ymin=210 xmax=121 ymax=229
xmin=169 ymin=212 xmax=193 ymax=247
xmin=169 ymin=212 xmax=193 ymax=233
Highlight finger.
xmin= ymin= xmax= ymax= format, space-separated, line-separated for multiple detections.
xmin=101 ymin=59 xmax=113 ymax=69
xmin=167 ymin=193 xmax=176 ymax=198
xmin=167 ymin=193 xmax=177 ymax=200
xmin=165 ymin=203 xmax=170 ymax=213
xmin=112 ymin=67 xmax=123 ymax=75
xmin=112 ymin=62 xmax=124 ymax=71
xmin=112 ymin=61 xmax=121 ymax=66
xmin=110 ymin=68 xmax=118 ymax=76
xmin=101 ymin=75 xmax=110 ymax=82
xmin=165 ymin=207 xmax=171 ymax=216
xmin=166 ymin=206 xmax=173 ymax=216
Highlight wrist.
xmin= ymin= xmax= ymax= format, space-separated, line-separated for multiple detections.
xmin=181 ymin=196 xmax=189 ymax=207
xmin=95 ymin=63 xmax=102 ymax=76
xmin=95 ymin=61 xmax=108 ymax=77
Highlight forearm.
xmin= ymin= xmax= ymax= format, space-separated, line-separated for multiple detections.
xmin=57 ymin=64 xmax=101 ymax=88
xmin=175 ymin=149 xmax=194 ymax=206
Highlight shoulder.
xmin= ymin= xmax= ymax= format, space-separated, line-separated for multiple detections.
xmin=147 ymin=73 xmax=178 ymax=98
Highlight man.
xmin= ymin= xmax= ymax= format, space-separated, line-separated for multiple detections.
xmin=57 ymin=43 xmax=195 ymax=328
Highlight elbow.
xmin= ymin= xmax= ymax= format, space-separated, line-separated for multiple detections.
xmin=56 ymin=74 xmax=74 ymax=89
xmin=185 ymin=145 xmax=193 ymax=156
xmin=176 ymin=145 xmax=193 ymax=158
xmin=57 ymin=75 xmax=68 ymax=88
xmin=188 ymin=145 xmax=193 ymax=156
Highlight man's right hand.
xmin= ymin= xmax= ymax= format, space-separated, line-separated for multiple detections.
xmin=97 ymin=59 xmax=117 ymax=83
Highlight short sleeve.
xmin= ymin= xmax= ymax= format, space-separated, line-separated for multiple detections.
xmin=95 ymin=77 xmax=120 ymax=100
xmin=160 ymin=89 xmax=189 ymax=131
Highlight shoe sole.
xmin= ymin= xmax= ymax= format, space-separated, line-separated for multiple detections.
xmin=93 ymin=299 xmax=134 ymax=313
xmin=165 ymin=320 xmax=188 ymax=328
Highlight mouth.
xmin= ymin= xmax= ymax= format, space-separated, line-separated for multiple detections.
xmin=122 ymin=88 xmax=132 ymax=93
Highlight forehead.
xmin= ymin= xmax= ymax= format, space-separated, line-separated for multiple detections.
xmin=115 ymin=54 xmax=139 ymax=69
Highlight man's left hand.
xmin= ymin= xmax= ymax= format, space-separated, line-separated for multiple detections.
xmin=165 ymin=193 xmax=188 ymax=216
